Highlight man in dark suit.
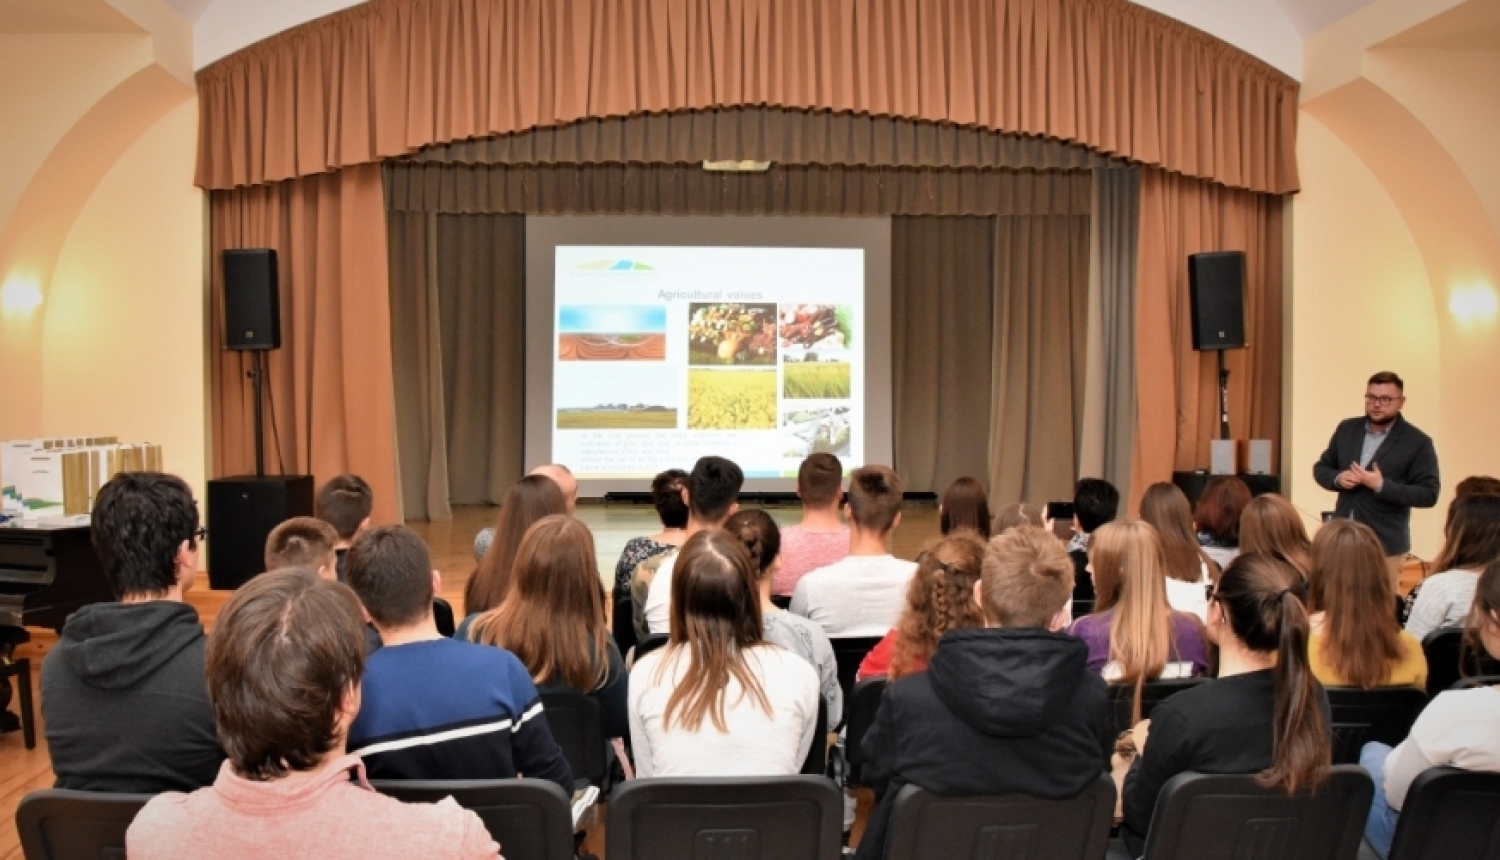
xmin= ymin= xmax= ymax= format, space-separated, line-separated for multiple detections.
xmin=1314 ymin=371 xmax=1440 ymax=585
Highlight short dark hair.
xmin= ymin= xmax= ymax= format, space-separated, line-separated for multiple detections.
xmin=797 ymin=453 xmax=844 ymax=507
xmin=207 ymin=568 xmax=366 ymax=780
xmin=848 ymin=465 xmax=904 ymax=533
xmin=1455 ymin=475 xmax=1500 ymax=499
xmin=1367 ymin=371 xmax=1404 ymax=391
xmin=688 ymin=456 xmax=744 ymax=524
xmin=651 ymin=469 xmax=690 ymax=529
xmin=91 ymin=472 xmax=200 ymax=598
xmin=316 ymin=474 xmax=373 ymax=540
xmin=264 ymin=517 xmax=339 ymax=572
xmin=345 ymin=525 xmax=434 ymax=628
xmin=1072 ymin=478 xmax=1120 ymax=534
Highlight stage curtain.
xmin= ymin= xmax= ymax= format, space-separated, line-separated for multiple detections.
xmin=1078 ymin=167 xmax=1140 ymax=501
xmin=196 ymin=0 xmax=1298 ymax=195
xmin=1132 ymin=168 xmax=1284 ymax=509
xmin=209 ymin=163 xmax=403 ymax=524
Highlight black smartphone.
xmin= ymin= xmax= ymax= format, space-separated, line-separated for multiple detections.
xmin=1046 ymin=502 xmax=1074 ymax=521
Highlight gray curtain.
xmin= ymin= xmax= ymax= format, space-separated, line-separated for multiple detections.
xmin=1079 ymin=168 xmax=1141 ymax=502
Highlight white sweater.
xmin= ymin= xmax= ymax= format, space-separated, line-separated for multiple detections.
xmin=788 ymin=554 xmax=917 ymax=638
xmin=1404 ymin=569 xmax=1480 ymax=641
xmin=628 ymin=644 xmax=820 ymax=778
xmin=1383 ymin=685 xmax=1500 ymax=809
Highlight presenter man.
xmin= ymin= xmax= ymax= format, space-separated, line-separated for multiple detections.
xmin=1313 ymin=371 xmax=1440 ymax=586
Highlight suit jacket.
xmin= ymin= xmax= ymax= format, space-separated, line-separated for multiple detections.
xmin=1313 ymin=414 xmax=1439 ymax=556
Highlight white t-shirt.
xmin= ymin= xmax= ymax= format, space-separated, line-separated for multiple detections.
xmin=642 ymin=554 xmax=678 ymax=635
xmin=1164 ymin=561 xmax=1211 ymax=624
xmin=628 ymin=644 xmax=819 ymax=778
xmin=1383 ymin=685 xmax=1500 ymax=809
xmin=788 ymin=554 xmax=917 ymax=638
xmin=1405 ymin=569 xmax=1480 ymax=641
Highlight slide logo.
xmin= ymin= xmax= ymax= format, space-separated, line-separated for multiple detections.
xmin=574 ymin=259 xmax=655 ymax=271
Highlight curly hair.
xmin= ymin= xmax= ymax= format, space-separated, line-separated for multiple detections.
xmin=888 ymin=531 xmax=988 ymax=680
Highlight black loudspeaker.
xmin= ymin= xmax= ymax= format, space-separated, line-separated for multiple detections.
xmin=1188 ymin=251 xmax=1247 ymax=350
xmin=223 ymin=248 xmax=281 ymax=350
xmin=206 ymin=475 xmax=314 ymax=589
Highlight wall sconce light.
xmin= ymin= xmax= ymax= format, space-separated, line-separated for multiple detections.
xmin=1449 ymin=283 xmax=1498 ymax=326
xmin=1 ymin=275 xmax=44 ymax=316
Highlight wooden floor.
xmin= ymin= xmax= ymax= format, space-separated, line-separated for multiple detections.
xmin=0 ymin=502 xmax=937 ymax=859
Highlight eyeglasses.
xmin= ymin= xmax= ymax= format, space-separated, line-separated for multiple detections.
xmin=1203 ymin=583 xmax=1216 ymax=603
xmin=193 ymin=527 xmax=208 ymax=543
xmin=1364 ymin=395 xmax=1400 ymax=405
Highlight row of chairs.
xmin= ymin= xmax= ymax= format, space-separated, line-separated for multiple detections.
xmin=18 ymin=765 xmax=1500 ymax=860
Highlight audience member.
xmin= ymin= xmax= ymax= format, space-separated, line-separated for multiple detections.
xmin=264 ymin=517 xmax=339 ymax=580
xmin=1238 ymin=493 xmax=1315 ymax=580
xmin=772 ymin=453 xmax=850 ymax=598
xmin=344 ymin=526 xmax=571 ymax=790
xmin=125 ymin=569 xmax=499 ymax=860
xmin=726 ymin=509 xmax=843 ymax=728
xmin=1454 ymin=475 xmax=1500 ymax=499
xmin=1194 ymin=475 xmax=1252 ymax=569
xmin=642 ymin=456 xmax=744 ymax=635
xmin=316 ymin=474 xmax=373 ymax=582
xmin=1306 ymin=520 xmax=1426 ymax=689
xmin=464 ymin=475 xmax=568 ymax=616
xmin=790 ymin=465 xmax=917 ymax=637
xmin=41 ymin=472 xmax=222 ymax=792
xmin=472 ymin=464 xmax=579 ymax=561
xmin=1067 ymin=478 xmax=1121 ymax=610
xmin=629 ymin=530 xmax=819 ymax=777
xmin=991 ymin=502 xmax=1044 ymax=536
xmin=1360 ymin=557 xmax=1500 ymax=858
xmin=1405 ymin=493 xmax=1500 ymax=639
xmin=1069 ymin=522 xmax=1209 ymax=697
xmin=1121 ymin=552 xmax=1331 ymax=856
xmin=1139 ymin=482 xmax=1219 ymax=622
xmin=460 ymin=515 xmax=628 ymax=741
xmin=939 ymin=476 xmax=992 ymax=538
xmin=855 ymin=525 xmax=1110 ymax=860
xmin=857 ymin=531 xmax=987 ymax=682
xmin=612 ymin=468 xmax=689 ymax=600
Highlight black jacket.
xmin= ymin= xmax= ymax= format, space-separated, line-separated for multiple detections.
xmin=41 ymin=601 xmax=223 ymax=793
xmin=1313 ymin=414 xmax=1439 ymax=555
xmin=855 ymin=628 xmax=1111 ymax=860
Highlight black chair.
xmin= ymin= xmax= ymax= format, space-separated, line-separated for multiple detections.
xmin=1137 ymin=766 xmax=1373 ymax=860
xmin=1450 ymin=674 xmax=1500 ymax=691
xmin=1 ymin=625 xmax=36 ymax=749
xmin=846 ymin=677 xmax=888 ymax=786
xmin=770 ymin=595 xmax=793 ymax=611
xmin=539 ymin=691 xmax=607 ymax=788
xmin=1104 ymin=678 xmax=1207 ymax=739
xmin=632 ymin=633 xmax=669 ymax=664
xmin=15 ymin=789 xmax=153 ymax=860
xmin=801 ymin=696 xmax=829 ymax=776
xmin=612 ymin=591 xmax=638 ymax=656
xmin=606 ymin=776 xmax=842 ymax=860
xmin=831 ymin=636 xmax=884 ymax=707
xmin=1420 ymin=627 xmax=1500 ymax=697
xmin=885 ymin=774 xmax=1116 ymax=860
xmin=371 ymin=778 xmax=574 ymax=860
xmin=432 ymin=596 xmax=456 ymax=638
xmin=1384 ymin=766 xmax=1500 ymax=860
xmin=1326 ymin=686 xmax=1428 ymax=765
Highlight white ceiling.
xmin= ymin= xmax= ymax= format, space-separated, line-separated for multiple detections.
xmin=160 ymin=0 xmax=213 ymax=23
xmin=1274 ymin=0 xmax=1380 ymax=37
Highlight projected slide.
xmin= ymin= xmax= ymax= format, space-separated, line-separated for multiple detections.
xmin=553 ymin=246 xmax=864 ymax=479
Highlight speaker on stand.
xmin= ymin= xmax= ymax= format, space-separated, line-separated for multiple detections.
xmin=210 ymin=249 xmax=313 ymax=590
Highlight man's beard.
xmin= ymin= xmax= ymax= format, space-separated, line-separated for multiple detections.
xmin=1367 ymin=411 xmax=1397 ymax=428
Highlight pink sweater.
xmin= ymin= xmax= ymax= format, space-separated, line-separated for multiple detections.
xmin=773 ymin=525 xmax=851 ymax=596
xmin=127 ymin=754 xmax=500 ymax=860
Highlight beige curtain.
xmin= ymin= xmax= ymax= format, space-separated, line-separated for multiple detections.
xmin=1078 ymin=167 xmax=1140 ymax=501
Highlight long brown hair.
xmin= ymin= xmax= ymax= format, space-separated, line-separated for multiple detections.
xmin=467 ymin=516 xmax=609 ymax=691
xmin=1092 ymin=521 xmax=1190 ymax=721
xmin=940 ymin=477 xmax=992 ymax=539
xmin=1308 ymin=520 xmax=1407 ymax=689
xmin=1213 ymin=552 xmax=1331 ymax=793
xmin=889 ymin=533 xmax=987 ymax=680
xmin=1432 ymin=494 xmax=1500 ymax=573
xmin=655 ymin=530 xmax=771 ymax=732
xmin=464 ymin=475 xmax=567 ymax=615
xmin=1194 ymin=476 xmax=1252 ymax=544
xmin=1140 ymin=482 xmax=1219 ymax=584
xmin=1239 ymin=494 xmax=1313 ymax=580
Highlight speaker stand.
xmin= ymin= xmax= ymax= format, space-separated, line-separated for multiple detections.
xmin=1216 ymin=349 xmax=1230 ymax=441
xmin=246 ymin=351 xmax=267 ymax=477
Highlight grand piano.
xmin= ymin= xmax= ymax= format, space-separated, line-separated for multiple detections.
xmin=0 ymin=521 xmax=112 ymax=632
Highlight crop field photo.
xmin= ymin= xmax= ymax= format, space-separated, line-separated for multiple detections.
xmin=556 ymin=408 xmax=677 ymax=429
xmin=782 ymin=361 xmax=851 ymax=399
xmin=687 ymin=369 xmax=777 ymax=429
xmin=555 ymin=366 xmax=678 ymax=429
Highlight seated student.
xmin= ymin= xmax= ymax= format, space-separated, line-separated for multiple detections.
xmin=41 ymin=472 xmax=223 ymax=792
xmin=858 ymin=531 xmax=987 ymax=682
xmin=343 ymin=525 xmax=572 ymax=790
xmin=991 ymin=502 xmax=1044 ymax=536
xmin=265 ymin=517 xmax=339 ymax=580
xmin=642 ymin=456 xmax=744 ymax=635
xmin=126 ymin=569 xmax=499 ymax=860
xmin=725 ymin=509 xmax=843 ymax=728
xmin=1405 ymin=493 xmax=1500 ymax=639
xmin=465 ymin=475 xmax=568 ymax=617
xmin=939 ymin=476 xmax=992 ymax=538
xmin=856 ymin=525 xmax=1111 ymax=860
xmin=1121 ymin=552 xmax=1332 ymax=856
xmin=790 ymin=465 xmax=917 ymax=638
xmin=1069 ymin=521 xmax=1210 ymax=686
xmin=315 ymin=474 xmax=373 ymax=582
xmin=773 ymin=453 xmax=851 ymax=599
xmin=459 ymin=515 xmax=629 ymax=742
xmin=629 ymin=530 xmax=820 ymax=777
xmin=612 ymin=468 xmax=689 ymax=600
xmin=474 ymin=464 xmax=577 ymax=561
xmin=1360 ymin=557 xmax=1500 ymax=858
xmin=1194 ymin=475 xmax=1252 ymax=570
xmin=1139 ymin=482 xmax=1220 ymax=622
xmin=1066 ymin=478 xmax=1121 ymax=610
xmin=1307 ymin=520 xmax=1426 ymax=689
xmin=1239 ymin=493 xmax=1314 ymax=581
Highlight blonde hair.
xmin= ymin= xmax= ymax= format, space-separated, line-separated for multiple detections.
xmin=1092 ymin=520 xmax=1195 ymax=721
xmin=979 ymin=526 xmax=1073 ymax=628
xmin=1239 ymin=495 xmax=1313 ymax=580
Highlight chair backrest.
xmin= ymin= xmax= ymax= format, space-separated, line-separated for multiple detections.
xmin=1105 ymin=678 xmax=1208 ymax=739
xmin=1325 ymin=686 xmax=1428 ymax=765
xmin=1421 ymin=627 xmax=1500 ymax=697
xmin=539 ymin=690 xmax=608 ymax=787
xmin=370 ymin=778 xmax=574 ymax=860
xmin=1450 ymin=674 xmax=1500 ymax=691
xmin=845 ymin=677 xmax=888 ymax=786
xmin=633 ymin=633 xmax=669 ymax=664
xmin=432 ymin=596 xmax=456 ymax=637
xmin=1386 ymin=766 xmax=1500 ymax=860
xmin=1139 ymin=766 xmax=1373 ymax=860
xmin=800 ymin=696 xmax=828 ymax=776
xmin=612 ymin=591 xmax=638 ymax=655
xmin=831 ymin=637 xmax=884 ymax=706
xmin=884 ymin=774 xmax=1116 ymax=860
xmin=16 ymin=790 xmax=152 ymax=860
xmin=606 ymin=776 xmax=842 ymax=860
